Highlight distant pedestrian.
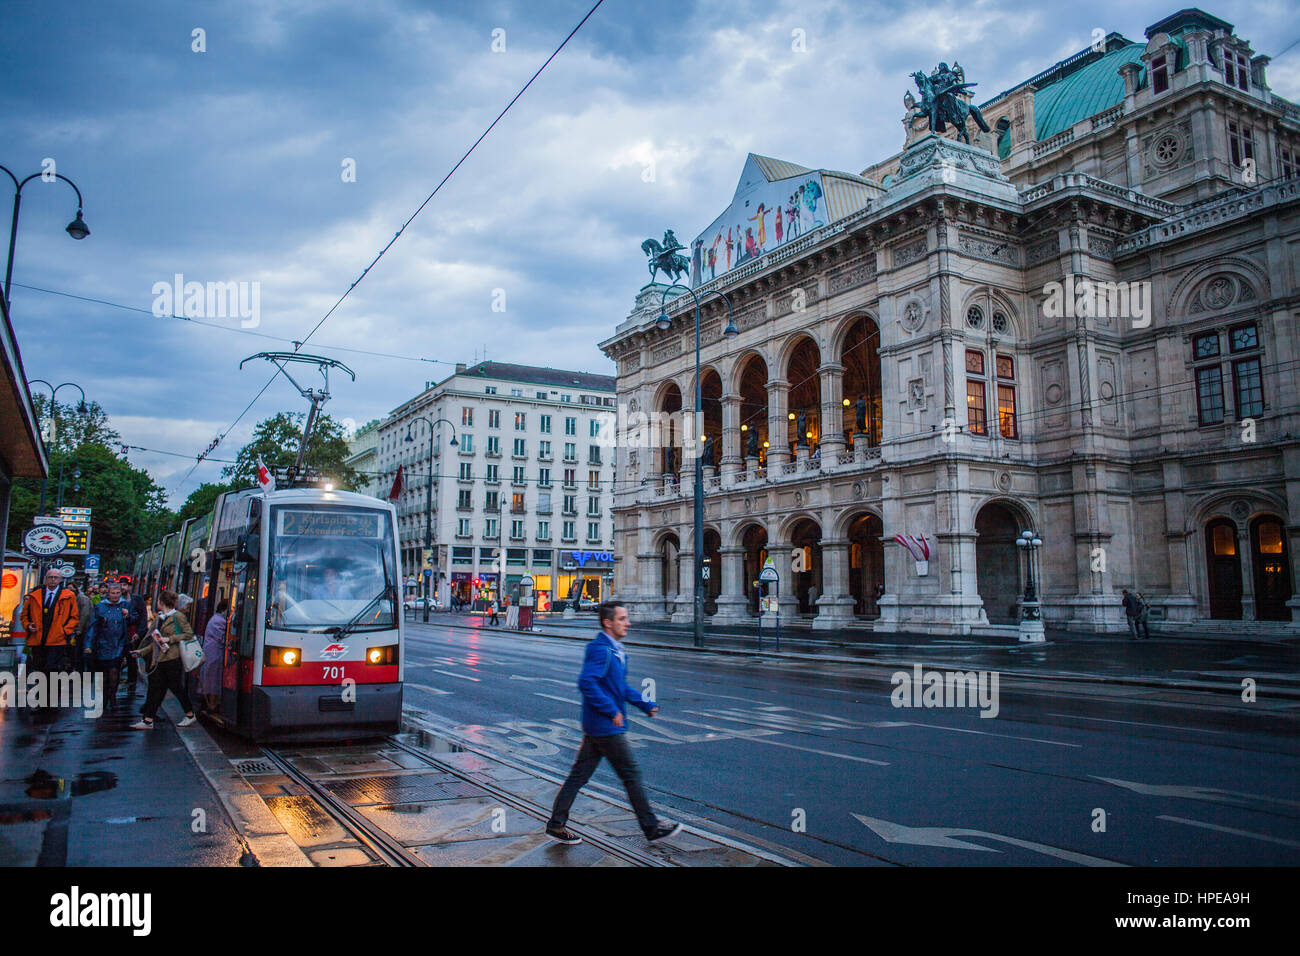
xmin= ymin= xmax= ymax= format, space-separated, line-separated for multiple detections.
xmin=74 ymin=583 xmax=92 ymax=671
xmin=1135 ymin=592 xmax=1152 ymax=639
xmin=199 ymin=598 xmax=228 ymax=713
xmin=19 ymin=568 xmax=81 ymax=698
xmin=489 ymin=599 xmax=500 ymax=625
xmin=130 ymin=590 xmax=197 ymax=730
xmin=1121 ymin=588 xmax=1142 ymax=640
xmin=545 ymin=601 xmax=682 ymax=846
xmin=120 ymin=578 xmax=147 ymax=699
xmin=87 ymin=581 xmax=132 ymax=706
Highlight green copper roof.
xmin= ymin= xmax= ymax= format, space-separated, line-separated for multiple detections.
xmin=1032 ymin=43 xmax=1147 ymax=141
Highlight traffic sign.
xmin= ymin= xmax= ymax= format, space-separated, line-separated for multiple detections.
xmin=58 ymin=565 xmax=75 ymax=580
xmin=701 ymin=565 xmax=710 ymax=580
xmin=85 ymin=554 xmax=100 ymax=570
xmin=24 ymin=524 xmax=68 ymax=556
xmin=759 ymin=565 xmax=779 ymax=582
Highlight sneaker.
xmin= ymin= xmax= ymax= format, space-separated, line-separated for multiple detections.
xmin=130 ymin=720 xmax=153 ymax=731
xmin=646 ymin=822 xmax=683 ymax=843
xmin=177 ymin=715 xmax=196 ymax=727
xmin=546 ymin=826 xmax=583 ymax=845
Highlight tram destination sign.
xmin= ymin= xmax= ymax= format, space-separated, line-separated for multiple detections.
xmin=279 ymin=510 xmax=381 ymax=538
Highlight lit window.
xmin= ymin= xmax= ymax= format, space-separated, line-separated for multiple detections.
xmin=966 ymin=349 xmax=986 ymax=434
xmin=462 ymin=407 xmax=474 ymax=426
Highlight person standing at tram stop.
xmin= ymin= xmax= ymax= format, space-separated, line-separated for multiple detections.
xmin=19 ymin=568 xmax=80 ymax=695
xmin=119 ymin=577 xmax=147 ymax=699
xmin=87 ymin=580 xmax=132 ymax=707
xmin=130 ymin=590 xmax=197 ymax=730
xmin=545 ymin=601 xmax=682 ymax=846
xmin=198 ymin=597 xmax=229 ymax=714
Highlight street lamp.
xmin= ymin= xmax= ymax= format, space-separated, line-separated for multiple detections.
xmin=655 ymin=283 xmax=738 ymax=648
xmin=2 ymin=164 xmax=90 ymax=307
xmin=28 ymin=380 xmax=86 ymax=516
xmin=405 ymin=416 xmax=457 ymax=622
xmin=1015 ymin=529 xmax=1045 ymax=642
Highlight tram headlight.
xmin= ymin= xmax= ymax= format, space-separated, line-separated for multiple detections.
xmin=265 ymin=645 xmax=302 ymax=667
xmin=367 ymin=645 xmax=398 ymax=666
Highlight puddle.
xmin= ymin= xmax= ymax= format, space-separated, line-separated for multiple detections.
xmin=403 ymin=727 xmax=465 ymax=754
xmin=0 ymin=809 xmax=53 ymax=824
xmin=25 ymin=769 xmax=118 ymax=799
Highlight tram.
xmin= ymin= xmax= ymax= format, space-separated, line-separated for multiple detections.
xmin=136 ymin=484 xmax=403 ymax=741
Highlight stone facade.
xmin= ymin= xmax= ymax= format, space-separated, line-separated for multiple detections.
xmin=601 ymin=10 xmax=1300 ymax=635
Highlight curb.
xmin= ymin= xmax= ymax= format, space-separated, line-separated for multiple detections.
xmin=410 ymin=618 xmax=1300 ymax=700
xmin=163 ymin=697 xmax=312 ymax=867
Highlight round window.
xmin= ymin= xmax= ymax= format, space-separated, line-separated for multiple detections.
xmin=992 ymin=311 xmax=1009 ymax=333
xmin=966 ymin=306 xmax=984 ymax=329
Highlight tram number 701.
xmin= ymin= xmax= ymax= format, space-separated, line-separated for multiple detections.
xmin=321 ymin=665 xmax=347 ymax=681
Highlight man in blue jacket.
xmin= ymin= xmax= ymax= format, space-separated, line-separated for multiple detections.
xmin=546 ymin=601 xmax=682 ymax=845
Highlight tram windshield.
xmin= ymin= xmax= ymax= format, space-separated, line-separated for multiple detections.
xmin=266 ymin=505 xmax=397 ymax=632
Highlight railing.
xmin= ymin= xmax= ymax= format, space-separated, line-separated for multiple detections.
xmin=1116 ymin=178 xmax=1299 ymax=254
xmin=836 ymin=451 xmax=855 ymax=465
xmin=804 ymin=458 xmax=822 ymax=472
xmin=1091 ymin=104 xmax=1124 ymax=130
xmin=781 ymin=463 xmax=798 ymax=475
xmin=706 ymin=476 xmax=722 ymax=490
xmin=1032 ymin=128 xmax=1074 ymax=157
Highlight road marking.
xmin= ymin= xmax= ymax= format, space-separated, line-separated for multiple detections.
xmin=509 ymin=675 xmax=572 ymax=687
xmin=864 ymin=720 xmax=1080 ymax=748
xmin=852 ymin=814 xmax=1125 ymax=866
xmin=429 ymin=668 xmax=480 ymax=682
xmin=403 ymin=683 xmax=452 ymax=695
xmin=1093 ymin=776 xmax=1300 ymax=809
xmin=1158 ymin=815 xmax=1300 ymax=849
xmin=1047 ymin=713 xmax=1224 ymax=733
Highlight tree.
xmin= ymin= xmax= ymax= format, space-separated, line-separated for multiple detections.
xmin=222 ymin=412 xmax=360 ymax=491
xmin=176 ymin=482 xmax=232 ymax=530
xmin=32 ymin=394 xmax=121 ymax=457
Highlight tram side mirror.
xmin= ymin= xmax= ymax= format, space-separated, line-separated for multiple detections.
xmin=237 ymin=533 xmax=260 ymax=563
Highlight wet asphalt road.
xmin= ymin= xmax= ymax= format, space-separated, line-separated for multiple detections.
xmin=401 ymin=622 xmax=1300 ymax=866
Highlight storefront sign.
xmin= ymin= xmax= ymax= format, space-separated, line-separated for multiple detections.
xmin=566 ymin=550 xmax=614 ymax=568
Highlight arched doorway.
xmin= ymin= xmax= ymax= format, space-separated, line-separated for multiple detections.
xmin=659 ymin=533 xmax=680 ymax=613
xmin=699 ymin=368 xmax=723 ymax=469
xmin=840 ymin=316 xmax=882 ymax=448
xmin=741 ymin=524 xmax=768 ymax=614
xmin=1251 ymin=515 xmax=1292 ymax=621
xmin=703 ymin=528 xmax=721 ymax=614
xmin=789 ymin=517 xmax=823 ymax=614
xmin=785 ymin=337 xmax=821 ymax=453
xmin=1205 ymin=518 xmax=1243 ymax=619
xmin=847 ymin=513 xmax=884 ymax=617
xmin=975 ymin=502 xmax=1022 ymax=624
xmin=657 ymin=384 xmax=682 ymax=475
xmin=736 ymin=355 xmax=769 ymax=465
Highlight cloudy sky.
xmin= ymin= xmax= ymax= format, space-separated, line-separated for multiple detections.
xmin=4 ymin=0 xmax=1297 ymax=505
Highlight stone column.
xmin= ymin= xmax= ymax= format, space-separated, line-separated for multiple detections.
xmin=772 ymin=539 xmax=799 ymax=619
xmin=712 ymin=545 xmax=749 ymax=624
xmin=1238 ymin=524 xmax=1256 ymax=621
xmin=818 ymin=362 xmax=847 ymax=462
xmin=720 ymin=393 xmax=742 ymax=477
xmin=812 ymin=537 xmax=855 ymax=629
xmin=767 ymin=381 xmax=791 ymax=467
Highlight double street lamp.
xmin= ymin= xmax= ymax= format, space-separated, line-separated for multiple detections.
xmin=2 ymin=164 xmax=90 ymax=307
xmin=1015 ymin=528 xmax=1045 ymax=642
xmin=655 ymin=283 xmax=738 ymax=649
xmin=404 ymin=416 xmax=457 ymax=622
xmin=28 ymin=379 xmax=86 ymax=516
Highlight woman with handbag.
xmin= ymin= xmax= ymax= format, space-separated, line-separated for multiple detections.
xmin=130 ymin=590 xmax=198 ymax=730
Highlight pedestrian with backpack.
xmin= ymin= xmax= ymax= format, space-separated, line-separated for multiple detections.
xmin=545 ymin=601 xmax=682 ymax=846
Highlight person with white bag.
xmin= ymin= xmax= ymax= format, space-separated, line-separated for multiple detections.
xmin=130 ymin=589 xmax=198 ymax=730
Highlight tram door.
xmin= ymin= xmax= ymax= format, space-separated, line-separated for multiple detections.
xmin=221 ymin=563 xmax=259 ymax=729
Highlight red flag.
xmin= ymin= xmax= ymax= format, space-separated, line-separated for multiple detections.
xmin=388 ymin=465 xmax=404 ymax=501
xmin=256 ymin=455 xmax=276 ymax=492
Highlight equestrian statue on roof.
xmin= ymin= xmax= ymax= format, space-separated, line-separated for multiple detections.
xmin=906 ymin=61 xmax=990 ymax=145
xmin=642 ymin=229 xmax=691 ymax=285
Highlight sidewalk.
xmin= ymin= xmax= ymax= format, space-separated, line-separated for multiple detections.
xmin=0 ymin=682 xmax=250 ymax=866
xmin=417 ymin=611 xmax=1300 ymax=699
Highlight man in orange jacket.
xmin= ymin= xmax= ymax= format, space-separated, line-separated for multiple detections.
xmin=20 ymin=567 xmax=80 ymax=680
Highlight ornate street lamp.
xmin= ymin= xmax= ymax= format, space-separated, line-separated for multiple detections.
xmin=1015 ymin=528 xmax=1045 ymax=642
xmin=405 ymin=416 xmax=457 ymax=622
xmin=655 ymin=282 xmax=737 ymax=648
xmin=2 ymin=164 xmax=90 ymax=306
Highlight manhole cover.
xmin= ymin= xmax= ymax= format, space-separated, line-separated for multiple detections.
xmin=233 ymin=759 xmax=276 ymax=775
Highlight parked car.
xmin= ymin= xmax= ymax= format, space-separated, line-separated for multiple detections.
xmin=404 ymin=596 xmax=440 ymax=611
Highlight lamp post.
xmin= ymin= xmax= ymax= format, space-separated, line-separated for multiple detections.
xmin=1015 ymin=528 xmax=1045 ymax=642
xmin=655 ymin=283 xmax=738 ymax=648
xmin=28 ymin=380 xmax=86 ymax=516
xmin=405 ymin=416 xmax=457 ymax=622
xmin=2 ymin=164 xmax=90 ymax=307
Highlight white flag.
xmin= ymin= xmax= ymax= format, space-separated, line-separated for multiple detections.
xmin=256 ymin=456 xmax=276 ymax=492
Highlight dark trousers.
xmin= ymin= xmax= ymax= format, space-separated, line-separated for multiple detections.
xmin=1126 ymin=614 xmax=1141 ymax=637
xmin=141 ymin=658 xmax=194 ymax=720
xmin=124 ymin=635 xmax=139 ymax=690
xmin=548 ymin=732 xmax=660 ymax=836
xmin=95 ymin=655 xmax=124 ymax=703
xmin=25 ymin=646 xmax=70 ymax=705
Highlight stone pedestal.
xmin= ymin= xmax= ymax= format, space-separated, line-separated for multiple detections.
xmin=745 ymin=455 xmax=760 ymax=476
xmin=852 ymin=434 xmax=869 ymax=463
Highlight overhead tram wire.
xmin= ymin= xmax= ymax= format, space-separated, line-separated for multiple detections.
xmin=168 ymin=0 xmax=607 ymax=496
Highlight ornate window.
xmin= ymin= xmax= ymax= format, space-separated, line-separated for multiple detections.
xmin=992 ymin=310 xmax=1009 ymax=334
xmin=966 ymin=306 xmax=984 ymax=330
xmin=996 ymin=355 xmax=1017 ymax=439
xmin=965 ymin=349 xmax=987 ymax=434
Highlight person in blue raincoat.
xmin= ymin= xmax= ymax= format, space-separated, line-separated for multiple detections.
xmin=87 ymin=580 xmax=132 ymax=706
xmin=544 ymin=601 xmax=682 ymax=846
